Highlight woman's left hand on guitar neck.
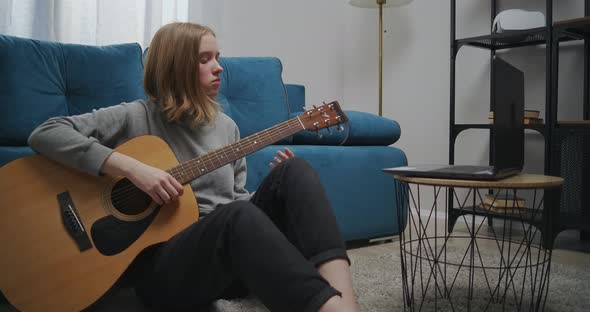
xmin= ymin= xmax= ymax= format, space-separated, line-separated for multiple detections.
xmin=269 ymin=148 xmax=295 ymax=169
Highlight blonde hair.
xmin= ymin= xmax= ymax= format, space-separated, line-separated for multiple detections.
xmin=144 ymin=22 xmax=219 ymax=126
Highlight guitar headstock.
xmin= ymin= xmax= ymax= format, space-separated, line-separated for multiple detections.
xmin=298 ymin=101 xmax=349 ymax=131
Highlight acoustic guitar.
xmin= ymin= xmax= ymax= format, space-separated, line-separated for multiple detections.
xmin=0 ymin=101 xmax=348 ymax=312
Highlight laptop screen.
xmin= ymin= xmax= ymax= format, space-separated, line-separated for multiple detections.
xmin=491 ymin=56 xmax=524 ymax=172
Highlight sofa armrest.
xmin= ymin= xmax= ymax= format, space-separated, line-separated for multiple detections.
xmin=290 ymin=110 xmax=401 ymax=146
xmin=246 ymin=145 xmax=408 ymax=241
xmin=0 ymin=146 xmax=35 ymax=167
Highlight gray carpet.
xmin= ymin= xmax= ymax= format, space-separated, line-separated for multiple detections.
xmin=1 ymin=248 xmax=589 ymax=311
xmin=212 ymin=250 xmax=590 ymax=312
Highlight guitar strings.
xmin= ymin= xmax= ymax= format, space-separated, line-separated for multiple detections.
xmin=173 ymin=119 xmax=300 ymax=179
xmin=109 ymin=104 xmax=343 ymax=206
xmin=109 ymin=112 xmax=338 ymax=208
xmin=109 ymin=113 xmax=335 ymax=203
xmin=174 ymin=118 xmax=302 ymax=179
xmin=110 ymin=110 xmax=337 ymax=203
xmin=108 ymin=118 xmax=303 ymax=204
xmin=108 ymin=131 xmax=282 ymax=208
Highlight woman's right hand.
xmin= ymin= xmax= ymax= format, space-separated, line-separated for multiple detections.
xmin=102 ymin=152 xmax=184 ymax=205
xmin=127 ymin=162 xmax=184 ymax=205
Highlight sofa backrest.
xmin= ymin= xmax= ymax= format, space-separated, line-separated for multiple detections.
xmin=0 ymin=36 xmax=296 ymax=166
xmin=216 ymin=57 xmax=291 ymax=141
xmin=0 ymin=35 xmax=145 ymax=147
xmin=285 ymin=84 xmax=305 ymax=112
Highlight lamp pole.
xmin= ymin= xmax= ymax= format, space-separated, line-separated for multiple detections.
xmin=378 ymin=0 xmax=384 ymax=116
xmin=350 ymin=0 xmax=412 ymax=116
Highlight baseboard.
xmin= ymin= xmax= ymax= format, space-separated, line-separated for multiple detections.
xmin=369 ymin=235 xmax=398 ymax=244
xmin=346 ymin=234 xmax=399 ymax=249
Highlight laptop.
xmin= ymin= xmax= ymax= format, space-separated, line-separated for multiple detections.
xmin=384 ymin=56 xmax=525 ymax=181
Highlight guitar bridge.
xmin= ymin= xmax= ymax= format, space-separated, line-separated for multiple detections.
xmin=57 ymin=192 xmax=92 ymax=252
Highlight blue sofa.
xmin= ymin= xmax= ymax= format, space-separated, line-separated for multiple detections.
xmin=0 ymin=34 xmax=407 ymax=241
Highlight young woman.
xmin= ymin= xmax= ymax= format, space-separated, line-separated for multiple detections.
xmin=28 ymin=22 xmax=358 ymax=312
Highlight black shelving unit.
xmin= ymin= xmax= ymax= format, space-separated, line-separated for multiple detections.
xmin=550 ymin=15 xmax=590 ymax=238
xmin=449 ymin=0 xmax=590 ymax=241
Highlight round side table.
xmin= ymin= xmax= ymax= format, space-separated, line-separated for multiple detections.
xmin=392 ymin=174 xmax=563 ymax=311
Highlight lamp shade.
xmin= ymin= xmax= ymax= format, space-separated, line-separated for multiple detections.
xmin=349 ymin=0 xmax=413 ymax=8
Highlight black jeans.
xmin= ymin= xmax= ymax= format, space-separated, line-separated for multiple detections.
xmin=134 ymin=157 xmax=349 ymax=312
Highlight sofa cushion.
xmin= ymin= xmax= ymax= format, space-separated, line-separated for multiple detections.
xmin=216 ymin=57 xmax=291 ymax=143
xmin=290 ymin=110 xmax=401 ymax=146
xmin=0 ymin=35 xmax=68 ymax=146
xmin=62 ymin=42 xmax=145 ymax=115
xmin=0 ymin=35 xmax=144 ymax=146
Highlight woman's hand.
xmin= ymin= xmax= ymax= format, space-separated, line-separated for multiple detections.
xmin=269 ymin=147 xmax=295 ymax=169
xmin=102 ymin=152 xmax=184 ymax=205
xmin=127 ymin=162 xmax=184 ymax=205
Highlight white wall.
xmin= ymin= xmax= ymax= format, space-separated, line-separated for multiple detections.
xmin=191 ymin=0 xmax=587 ymax=171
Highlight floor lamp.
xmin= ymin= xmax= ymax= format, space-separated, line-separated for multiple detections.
xmin=349 ymin=0 xmax=413 ymax=116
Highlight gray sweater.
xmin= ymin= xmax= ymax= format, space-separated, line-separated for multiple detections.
xmin=27 ymin=99 xmax=252 ymax=215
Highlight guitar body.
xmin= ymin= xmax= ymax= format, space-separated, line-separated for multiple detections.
xmin=0 ymin=136 xmax=198 ymax=312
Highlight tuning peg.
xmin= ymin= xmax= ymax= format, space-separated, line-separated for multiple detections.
xmin=316 ymin=131 xmax=323 ymax=139
xmin=337 ymin=125 xmax=344 ymax=132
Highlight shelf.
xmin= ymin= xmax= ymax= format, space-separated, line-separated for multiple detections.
xmin=554 ymin=17 xmax=590 ymax=40
xmin=455 ymin=20 xmax=590 ymax=52
xmin=452 ymin=123 xmax=546 ymax=135
xmin=454 ymin=123 xmax=491 ymax=130
xmin=455 ymin=27 xmax=547 ymax=51
xmin=451 ymin=205 xmax=543 ymax=224
xmin=556 ymin=121 xmax=590 ymax=131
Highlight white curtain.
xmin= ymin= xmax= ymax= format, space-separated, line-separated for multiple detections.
xmin=0 ymin=0 xmax=219 ymax=48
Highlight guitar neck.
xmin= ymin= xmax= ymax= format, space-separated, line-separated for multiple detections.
xmin=168 ymin=117 xmax=304 ymax=185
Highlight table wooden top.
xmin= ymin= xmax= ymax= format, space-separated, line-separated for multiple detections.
xmin=393 ymin=174 xmax=563 ymax=189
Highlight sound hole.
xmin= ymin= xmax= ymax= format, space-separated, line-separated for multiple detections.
xmin=111 ymin=178 xmax=152 ymax=215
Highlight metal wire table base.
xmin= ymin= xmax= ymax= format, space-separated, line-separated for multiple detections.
xmin=395 ymin=181 xmax=557 ymax=312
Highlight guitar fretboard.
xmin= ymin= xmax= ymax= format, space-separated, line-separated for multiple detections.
xmin=166 ymin=117 xmax=304 ymax=185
